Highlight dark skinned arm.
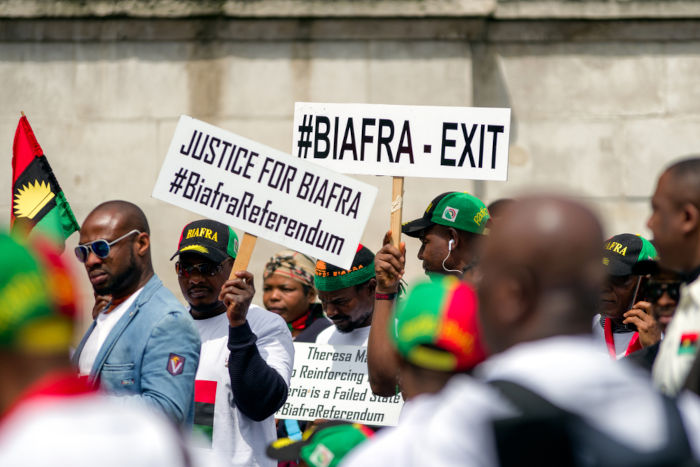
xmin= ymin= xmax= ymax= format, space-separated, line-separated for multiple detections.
xmin=220 ymin=271 xmax=289 ymax=421
xmin=367 ymin=231 xmax=405 ymax=397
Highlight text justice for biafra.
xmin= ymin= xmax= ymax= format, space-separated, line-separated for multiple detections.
xmin=179 ymin=130 xmax=362 ymax=218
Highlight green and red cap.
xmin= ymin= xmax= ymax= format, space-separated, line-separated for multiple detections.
xmin=171 ymin=219 xmax=239 ymax=263
xmin=603 ymin=233 xmax=657 ymax=276
xmin=391 ymin=276 xmax=487 ymax=372
xmin=402 ymin=192 xmax=490 ymax=238
xmin=0 ymin=232 xmax=78 ymax=354
xmin=267 ymin=421 xmax=373 ymax=467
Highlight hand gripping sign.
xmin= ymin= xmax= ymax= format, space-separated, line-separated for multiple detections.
xmin=153 ymin=115 xmax=378 ymax=270
xmin=293 ymin=102 xmax=511 ymax=246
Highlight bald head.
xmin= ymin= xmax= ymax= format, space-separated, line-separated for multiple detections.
xmin=478 ymin=196 xmax=605 ymax=354
xmin=79 ymin=200 xmax=153 ymax=298
xmin=663 ymin=157 xmax=700 ymax=209
xmin=86 ymin=201 xmax=150 ymax=235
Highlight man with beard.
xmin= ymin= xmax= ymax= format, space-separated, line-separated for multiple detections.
xmin=72 ymin=201 xmax=201 ymax=426
xmin=314 ymin=246 xmax=376 ymax=346
xmin=172 ymin=219 xmax=293 ymax=467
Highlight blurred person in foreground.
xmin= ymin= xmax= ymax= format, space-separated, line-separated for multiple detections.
xmin=268 ymin=421 xmax=373 ymax=467
xmin=173 ymin=219 xmax=293 ymax=467
xmin=649 ymin=157 xmax=700 ymax=395
xmin=72 ymin=200 xmax=200 ymax=426
xmin=0 ymin=232 xmax=195 ymax=467
xmin=368 ymin=192 xmax=490 ymax=396
xmin=353 ymin=196 xmax=700 ymax=466
xmin=593 ymin=233 xmax=659 ymax=359
xmin=342 ymin=276 xmax=486 ymax=466
xmin=262 ymin=250 xmax=330 ymax=343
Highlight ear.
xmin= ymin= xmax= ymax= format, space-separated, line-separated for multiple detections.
xmin=135 ymin=232 xmax=150 ymax=257
xmin=681 ymin=202 xmax=700 ymax=235
xmin=497 ymin=271 xmax=535 ymax=327
xmin=307 ymin=286 xmax=317 ymax=302
xmin=446 ymin=227 xmax=460 ymax=248
xmin=366 ymin=277 xmax=377 ymax=296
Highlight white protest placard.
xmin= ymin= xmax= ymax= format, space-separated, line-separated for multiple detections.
xmin=276 ymin=343 xmax=403 ymax=426
xmin=293 ymin=102 xmax=511 ymax=180
xmin=153 ymin=115 xmax=378 ymax=269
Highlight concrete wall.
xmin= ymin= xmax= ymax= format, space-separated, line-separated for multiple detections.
xmin=2 ymin=1 xmax=700 ymax=327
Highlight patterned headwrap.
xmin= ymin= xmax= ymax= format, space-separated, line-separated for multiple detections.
xmin=263 ymin=249 xmax=316 ymax=288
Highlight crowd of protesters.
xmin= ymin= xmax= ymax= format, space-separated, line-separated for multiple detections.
xmin=4 ymin=157 xmax=700 ymax=466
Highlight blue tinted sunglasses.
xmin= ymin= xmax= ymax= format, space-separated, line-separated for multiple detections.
xmin=75 ymin=229 xmax=141 ymax=263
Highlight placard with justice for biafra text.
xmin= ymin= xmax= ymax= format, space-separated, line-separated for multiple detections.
xmin=152 ymin=115 xmax=378 ymax=269
xmin=276 ymin=343 xmax=404 ymax=426
xmin=293 ymin=102 xmax=511 ymax=180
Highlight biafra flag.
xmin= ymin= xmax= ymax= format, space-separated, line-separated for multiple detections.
xmin=11 ymin=116 xmax=79 ymax=248
xmin=193 ymin=379 xmax=217 ymax=447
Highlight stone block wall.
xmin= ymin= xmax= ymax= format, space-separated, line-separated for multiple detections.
xmin=1 ymin=0 xmax=699 ymax=326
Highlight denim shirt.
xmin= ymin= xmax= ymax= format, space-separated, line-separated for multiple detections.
xmin=73 ymin=274 xmax=201 ymax=426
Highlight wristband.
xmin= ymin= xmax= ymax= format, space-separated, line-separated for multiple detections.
xmin=375 ymin=292 xmax=397 ymax=301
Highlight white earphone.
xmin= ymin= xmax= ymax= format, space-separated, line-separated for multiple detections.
xmin=448 ymin=239 xmax=454 ymax=251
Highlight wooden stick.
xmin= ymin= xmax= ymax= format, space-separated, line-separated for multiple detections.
xmin=390 ymin=177 xmax=404 ymax=247
xmin=230 ymin=232 xmax=257 ymax=277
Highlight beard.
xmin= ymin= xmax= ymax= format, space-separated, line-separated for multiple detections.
xmin=335 ymin=308 xmax=373 ymax=334
xmin=93 ymin=249 xmax=139 ymax=296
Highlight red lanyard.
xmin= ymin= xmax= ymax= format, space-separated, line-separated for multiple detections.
xmin=604 ymin=317 xmax=641 ymax=359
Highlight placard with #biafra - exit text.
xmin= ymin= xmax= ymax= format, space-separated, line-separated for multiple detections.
xmin=293 ymin=102 xmax=511 ymax=180
xmin=276 ymin=343 xmax=404 ymax=426
xmin=152 ymin=115 xmax=378 ymax=269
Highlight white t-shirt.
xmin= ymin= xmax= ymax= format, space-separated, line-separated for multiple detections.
xmin=591 ymin=314 xmax=638 ymax=360
xmin=315 ymin=324 xmax=371 ymax=346
xmin=192 ymin=305 xmax=293 ymax=467
xmin=343 ymin=336 xmax=700 ymax=466
xmin=78 ymin=287 xmax=144 ymax=375
xmin=341 ymin=394 xmax=441 ymax=467
xmin=0 ymin=393 xmax=203 ymax=467
xmin=653 ymin=277 xmax=700 ymax=395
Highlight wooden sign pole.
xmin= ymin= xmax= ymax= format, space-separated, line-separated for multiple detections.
xmin=230 ymin=232 xmax=257 ymax=277
xmin=390 ymin=177 xmax=404 ymax=247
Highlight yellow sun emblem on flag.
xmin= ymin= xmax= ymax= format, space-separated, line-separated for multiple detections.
xmin=14 ymin=180 xmax=55 ymax=219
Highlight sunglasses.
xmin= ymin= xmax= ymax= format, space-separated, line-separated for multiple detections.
xmin=74 ymin=229 xmax=141 ymax=263
xmin=646 ymin=281 xmax=681 ymax=302
xmin=175 ymin=260 xmax=228 ymax=278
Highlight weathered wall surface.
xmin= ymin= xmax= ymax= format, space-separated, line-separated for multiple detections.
xmin=1 ymin=0 xmax=699 ymax=321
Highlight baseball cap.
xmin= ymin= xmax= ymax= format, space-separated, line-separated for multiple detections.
xmin=603 ymin=233 xmax=657 ymax=277
xmin=0 ymin=232 xmax=78 ymax=354
xmin=391 ymin=276 xmax=487 ymax=372
xmin=267 ymin=421 xmax=373 ymax=467
xmin=401 ymin=192 xmax=490 ymax=238
xmin=171 ymin=219 xmax=239 ymax=263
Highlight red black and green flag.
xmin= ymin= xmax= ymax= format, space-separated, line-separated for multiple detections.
xmin=11 ymin=115 xmax=79 ymax=247
xmin=193 ymin=379 xmax=217 ymax=447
